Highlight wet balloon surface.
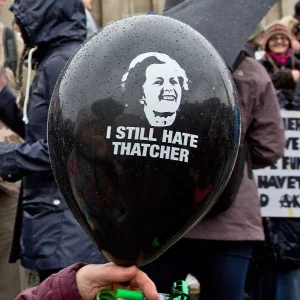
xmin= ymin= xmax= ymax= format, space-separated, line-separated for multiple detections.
xmin=48 ymin=15 xmax=240 ymax=266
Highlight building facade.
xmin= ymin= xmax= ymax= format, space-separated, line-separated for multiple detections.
xmin=92 ymin=0 xmax=299 ymax=26
xmin=263 ymin=0 xmax=298 ymax=24
xmin=0 ymin=0 xmax=299 ymax=28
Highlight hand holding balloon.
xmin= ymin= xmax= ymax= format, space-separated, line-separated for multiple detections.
xmin=76 ymin=263 xmax=158 ymax=300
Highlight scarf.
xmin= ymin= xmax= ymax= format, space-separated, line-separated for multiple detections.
xmin=267 ymin=51 xmax=292 ymax=67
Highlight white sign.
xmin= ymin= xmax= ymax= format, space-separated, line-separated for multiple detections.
xmin=254 ymin=110 xmax=300 ymax=217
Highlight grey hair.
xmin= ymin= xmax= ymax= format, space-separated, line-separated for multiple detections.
xmin=121 ymin=52 xmax=190 ymax=91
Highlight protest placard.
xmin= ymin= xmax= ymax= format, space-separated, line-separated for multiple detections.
xmin=254 ymin=110 xmax=300 ymax=217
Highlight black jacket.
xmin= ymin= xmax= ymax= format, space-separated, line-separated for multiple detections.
xmin=293 ymin=79 xmax=300 ymax=110
xmin=263 ymin=217 xmax=300 ymax=268
xmin=0 ymin=0 xmax=107 ymax=269
xmin=260 ymin=55 xmax=300 ymax=105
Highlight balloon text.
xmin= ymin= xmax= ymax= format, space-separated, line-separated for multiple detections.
xmin=106 ymin=126 xmax=199 ymax=163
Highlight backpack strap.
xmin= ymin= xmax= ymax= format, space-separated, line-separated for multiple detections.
xmin=266 ymin=53 xmax=280 ymax=72
xmin=3 ymin=26 xmax=18 ymax=75
xmin=207 ymin=139 xmax=252 ymax=217
xmin=244 ymin=139 xmax=253 ymax=179
xmin=231 ymin=50 xmax=247 ymax=73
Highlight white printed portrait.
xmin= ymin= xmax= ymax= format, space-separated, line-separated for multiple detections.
xmin=121 ymin=52 xmax=190 ymax=127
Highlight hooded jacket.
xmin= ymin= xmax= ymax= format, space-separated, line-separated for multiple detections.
xmin=0 ymin=0 xmax=106 ymax=270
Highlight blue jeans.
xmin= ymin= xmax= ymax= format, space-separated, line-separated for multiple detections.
xmin=142 ymin=239 xmax=253 ymax=300
xmin=249 ymin=266 xmax=300 ymax=300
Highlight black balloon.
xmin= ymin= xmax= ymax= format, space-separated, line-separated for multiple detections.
xmin=48 ymin=15 xmax=240 ymax=266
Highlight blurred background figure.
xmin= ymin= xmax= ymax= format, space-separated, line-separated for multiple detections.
xmin=249 ymin=24 xmax=300 ymax=300
xmin=0 ymin=0 xmax=25 ymax=299
xmin=0 ymin=14 xmax=17 ymax=85
xmin=12 ymin=17 xmax=20 ymax=33
xmin=0 ymin=0 xmax=107 ymax=286
xmin=83 ymin=0 xmax=99 ymax=38
xmin=280 ymin=16 xmax=300 ymax=58
xmin=260 ymin=23 xmax=300 ymax=110
xmin=0 ymin=74 xmax=24 ymax=300
xmin=245 ymin=23 xmax=265 ymax=59
xmin=294 ymin=0 xmax=300 ymax=23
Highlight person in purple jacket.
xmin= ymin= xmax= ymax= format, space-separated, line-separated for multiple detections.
xmin=15 ymin=262 xmax=159 ymax=300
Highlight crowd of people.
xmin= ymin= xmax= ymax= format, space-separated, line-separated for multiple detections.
xmin=0 ymin=0 xmax=300 ymax=299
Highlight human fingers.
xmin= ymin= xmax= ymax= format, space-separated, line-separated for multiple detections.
xmin=76 ymin=264 xmax=140 ymax=300
xmin=129 ymin=269 xmax=158 ymax=300
xmin=98 ymin=264 xmax=139 ymax=285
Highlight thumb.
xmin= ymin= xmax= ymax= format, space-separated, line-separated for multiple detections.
xmin=104 ymin=265 xmax=138 ymax=283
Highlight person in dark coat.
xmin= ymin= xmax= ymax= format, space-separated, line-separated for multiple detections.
xmin=260 ymin=23 xmax=300 ymax=109
xmin=0 ymin=0 xmax=107 ymax=282
xmin=294 ymin=1 xmax=300 ymax=23
xmin=249 ymin=218 xmax=300 ymax=300
xmin=249 ymin=55 xmax=300 ymax=300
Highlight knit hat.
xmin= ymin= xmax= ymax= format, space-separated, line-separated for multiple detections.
xmin=263 ymin=23 xmax=292 ymax=51
xmin=248 ymin=23 xmax=264 ymax=41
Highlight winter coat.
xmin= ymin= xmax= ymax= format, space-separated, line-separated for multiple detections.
xmin=186 ymin=55 xmax=285 ymax=241
xmin=292 ymin=79 xmax=300 ymax=110
xmin=262 ymin=217 xmax=300 ymax=268
xmin=15 ymin=262 xmax=85 ymax=300
xmin=0 ymin=0 xmax=107 ymax=270
xmin=260 ymin=54 xmax=300 ymax=104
